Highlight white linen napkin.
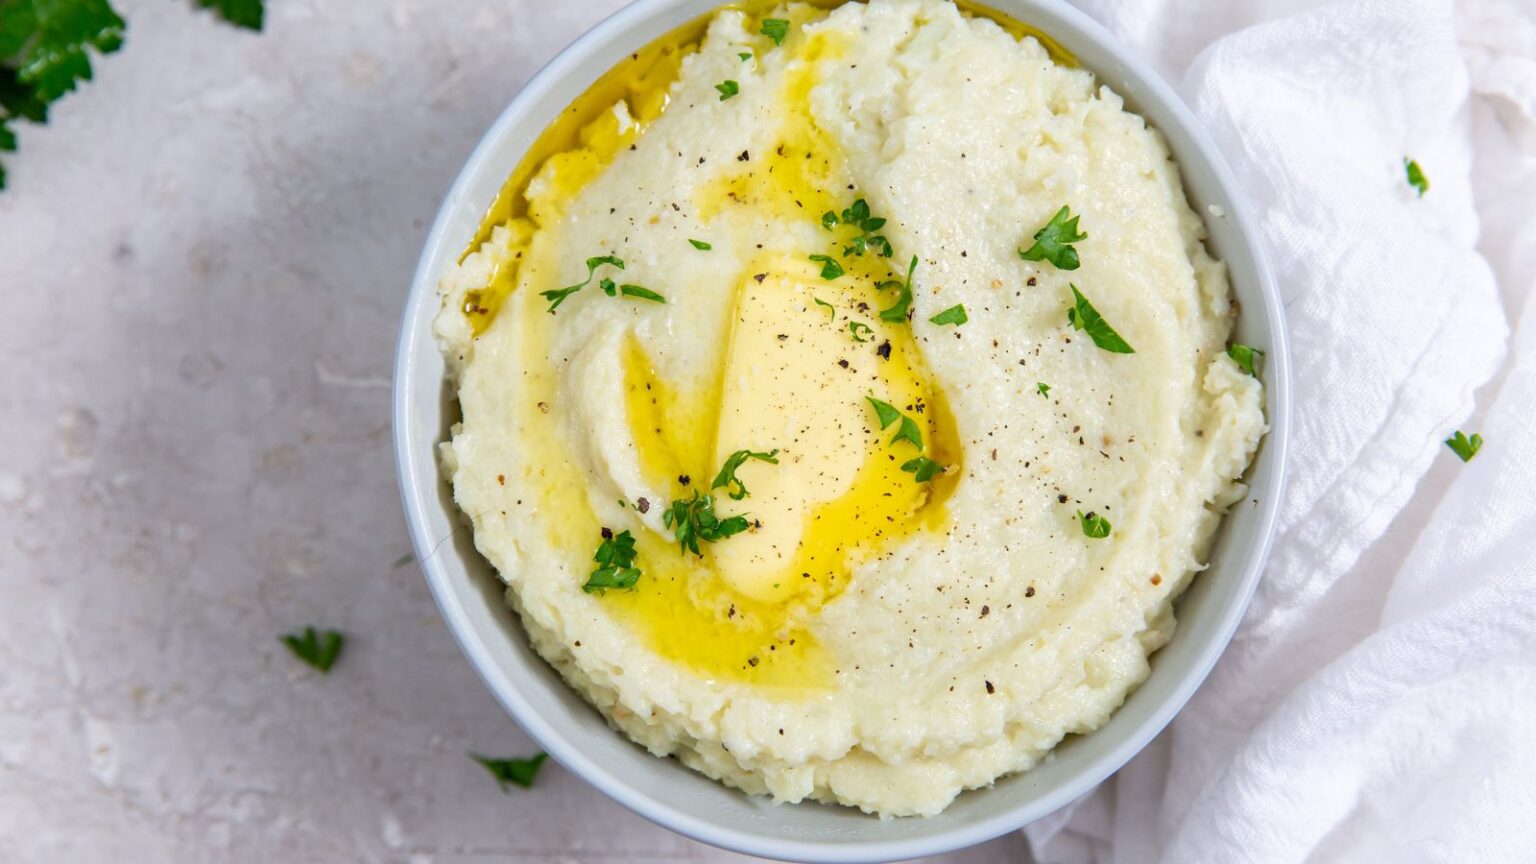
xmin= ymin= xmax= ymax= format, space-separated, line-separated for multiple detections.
xmin=1024 ymin=0 xmax=1536 ymax=860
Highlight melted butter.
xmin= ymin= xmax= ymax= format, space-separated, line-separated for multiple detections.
xmin=471 ymin=0 xmax=1078 ymax=688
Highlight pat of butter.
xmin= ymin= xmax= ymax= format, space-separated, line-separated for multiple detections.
xmin=711 ymin=262 xmax=910 ymax=602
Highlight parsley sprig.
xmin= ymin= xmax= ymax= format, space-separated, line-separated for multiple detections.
xmin=1 ymin=0 xmax=261 ymax=190
xmin=823 ymin=198 xmax=892 ymax=258
xmin=1078 ymin=510 xmax=1111 ymax=538
xmin=1067 ymin=284 xmax=1134 ymax=354
xmin=598 ymin=277 xmax=665 ymax=303
xmin=1019 ymin=206 xmax=1087 ymax=270
xmin=1444 ymin=430 xmax=1482 ymax=463
xmin=1404 ymin=157 xmax=1428 ymax=197
xmin=280 ymin=627 xmax=344 ymax=673
xmin=809 ymin=254 xmax=843 ymax=280
xmin=715 ymin=79 xmax=739 ymax=101
xmin=583 ymin=529 xmax=641 ymax=592
xmin=712 ymin=449 xmax=779 ymax=500
xmin=761 ymin=18 xmax=789 ymax=46
xmin=664 ymin=491 xmax=750 ymax=555
xmin=470 ymin=752 xmax=548 ymax=791
xmin=1228 ymin=343 xmax=1263 ymax=376
xmin=930 ymin=304 xmax=967 ymax=326
xmin=866 ymin=396 xmax=942 ymax=482
xmin=542 ymin=256 xmax=664 ymax=311
xmin=878 ymin=255 xmax=918 ymax=323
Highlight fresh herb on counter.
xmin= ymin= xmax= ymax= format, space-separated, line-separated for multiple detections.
xmin=583 ymin=529 xmax=641 ymax=592
xmin=1067 ymin=284 xmax=1134 ymax=354
xmin=1 ymin=0 xmax=262 ymax=190
xmin=930 ymin=304 xmax=967 ymax=326
xmin=280 ymin=627 xmax=344 ymax=673
xmin=1019 ymin=205 xmax=1087 ymax=271
xmin=1404 ymin=157 xmax=1428 ymax=197
xmin=810 ymin=254 xmax=844 ymax=280
xmin=664 ymin=491 xmax=750 ymax=555
xmin=1078 ymin=510 xmax=1111 ymax=538
xmin=470 ymin=752 xmax=548 ymax=791
xmin=716 ymin=79 xmax=739 ymax=100
xmin=712 ymin=449 xmax=779 ymax=500
xmin=1444 ymin=430 xmax=1482 ymax=463
xmin=761 ymin=18 xmax=789 ymax=46
xmin=1228 ymin=343 xmax=1263 ymax=376
xmin=878 ymin=255 xmax=918 ymax=323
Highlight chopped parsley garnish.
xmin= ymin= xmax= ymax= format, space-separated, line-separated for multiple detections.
xmin=878 ymin=255 xmax=918 ymax=322
xmin=470 ymin=752 xmax=548 ymax=791
xmin=1019 ymin=205 xmax=1087 ymax=270
xmin=715 ymin=79 xmax=739 ymax=100
xmin=1444 ymin=430 xmax=1482 ymax=463
xmin=1037 ymin=382 xmax=1051 ymax=397
xmin=689 ymin=238 xmax=712 ymax=250
xmin=738 ymin=51 xmax=752 ymax=61
xmin=1067 ymin=284 xmax=1134 ymax=354
xmin=597 ymin=277 xmax=665 ymax=303
xmin=280 ymin=627 xmax=344 ymax=673
xmin=810 ymin=254 xmax=844 ymax=280
xmin=1228 ymin=343 xmax=1263 ymax=376
xmin=542 ymin=255 xmax=624 ymax=312
xmin=1078 ymin=510 xmax=1111 ymax=538
xmin=813 ymin=296 xmax=835 ymax=321
xmin=930 ymin=304 xmax=967 ymax=326
xmin=1404 ymin=157 xmax=1428 ymax=197
xmin=583 ymin=529 xmax=641 ymax=592
xmin=825 ymin=198 xmax=892 ymax=258
xmin=712 ymin=449 xmax=779 ymax=500
xmin=849 ymin=321 xmax=874 ymax=342
xmin=761 ymin=18 xmax=789 ymax=46
xmin=663 ymin=491 xmax=750 ymax=555
xmin=866 ymin=396 xmax=923 ymax=450
xmin=901 ymin=456 xmax=942 ymax=482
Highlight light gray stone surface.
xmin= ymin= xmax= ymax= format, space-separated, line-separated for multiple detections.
xmin=0 ymin=1 xmax=1034 ymax=861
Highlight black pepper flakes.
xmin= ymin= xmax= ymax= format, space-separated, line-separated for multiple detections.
xmin=1025 ymin=586 xmax=1036 ymax=598
xmin=985 ymin=680 xmax=995 ymax=694
xmin=636 ymin=497 xmax=650 ymax=513
xmin=876 ymin=340 xmax=892 ymax=359
xmin=600 ymin=527 xmax=613 ymax=540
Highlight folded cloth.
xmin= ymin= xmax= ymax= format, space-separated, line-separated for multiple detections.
xmin=1025 ymin=0 xmax=1536 ymax=860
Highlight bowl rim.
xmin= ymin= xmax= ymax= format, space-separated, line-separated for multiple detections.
xmin=394 ymin=1 xmax=1292 ymax=860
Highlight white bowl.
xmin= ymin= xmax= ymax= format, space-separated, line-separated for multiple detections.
xmin=394 ymin=1 xmax=1291 ymax=860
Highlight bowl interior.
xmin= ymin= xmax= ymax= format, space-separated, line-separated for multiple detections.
xmin=394 ymin=1 xmax=1290 ymax=860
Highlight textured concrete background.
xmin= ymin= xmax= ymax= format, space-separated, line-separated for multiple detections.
xmin=0 ymin=1 xmax=1032 ymax=861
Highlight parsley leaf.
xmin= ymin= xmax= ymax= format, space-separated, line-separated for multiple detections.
xmin=810 ymin=254 xmax=844 ymax=280
xmin=1228 ymin=343 xmax=1263 ymax=376
xmin=1037 ymin=382 xmax=1050 ymax=397
xmin=688 ymin=238 xmax=712 ymax=251
xmin=583 ymin=529 xmax=641 ymax=592
xmin=1444 ymin=430 xmax=1482 ymax=463
xmin=878 ymin=255 xmax=918 ymax=323
xmin=619 ymin=284 xmax=665 ymax=302
xmin=738 ymin=51 xmax=751 ymax=61
xmin=849 ymin=321 xmax=874 ymax=342
xmin=195 ymin=0 xmax=264 ymax=31
xmin=470 ymin=752 xmax=548 ymax=791
xmin=1078 ymin=510 xmax=1111 ymax=538
xmin=542 ymin=255 xmax=624 ymax=313
xmin=663 ymin=491 xmax=750 ymax=556
xmin=1066 ymin=284 xmax=1134 ymax=354
xmin=836 ymin=198 xmax=892 ymax=258
xmin=712 ymin=449 xmax=779 ymax=500
xmin=901 ymin=456 xmax=942 ymax=482
xmin=930 ymin=304 xmax=967 ymax=326
xmin=279 ymin=627 xmax=344 ymax=673
xmin=865 ymin=396 xmax=922 ymax=450
xmin=813 ymin=296 xmax=835 ymax=321
xmin=1019 ymin=206 xmax=1087 ymax=271
xmin=821 ymin=210 xmax=838 ymax=230
xmin=0 ymin=0 xmax=127 ymax=188
xmin=715 ymin=79 xmax=739 ymax=101
xmin=761 ymin=18 xmax=789 ymax=46
xmin=1404 ymin=157 xmax=1428 ymax=197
